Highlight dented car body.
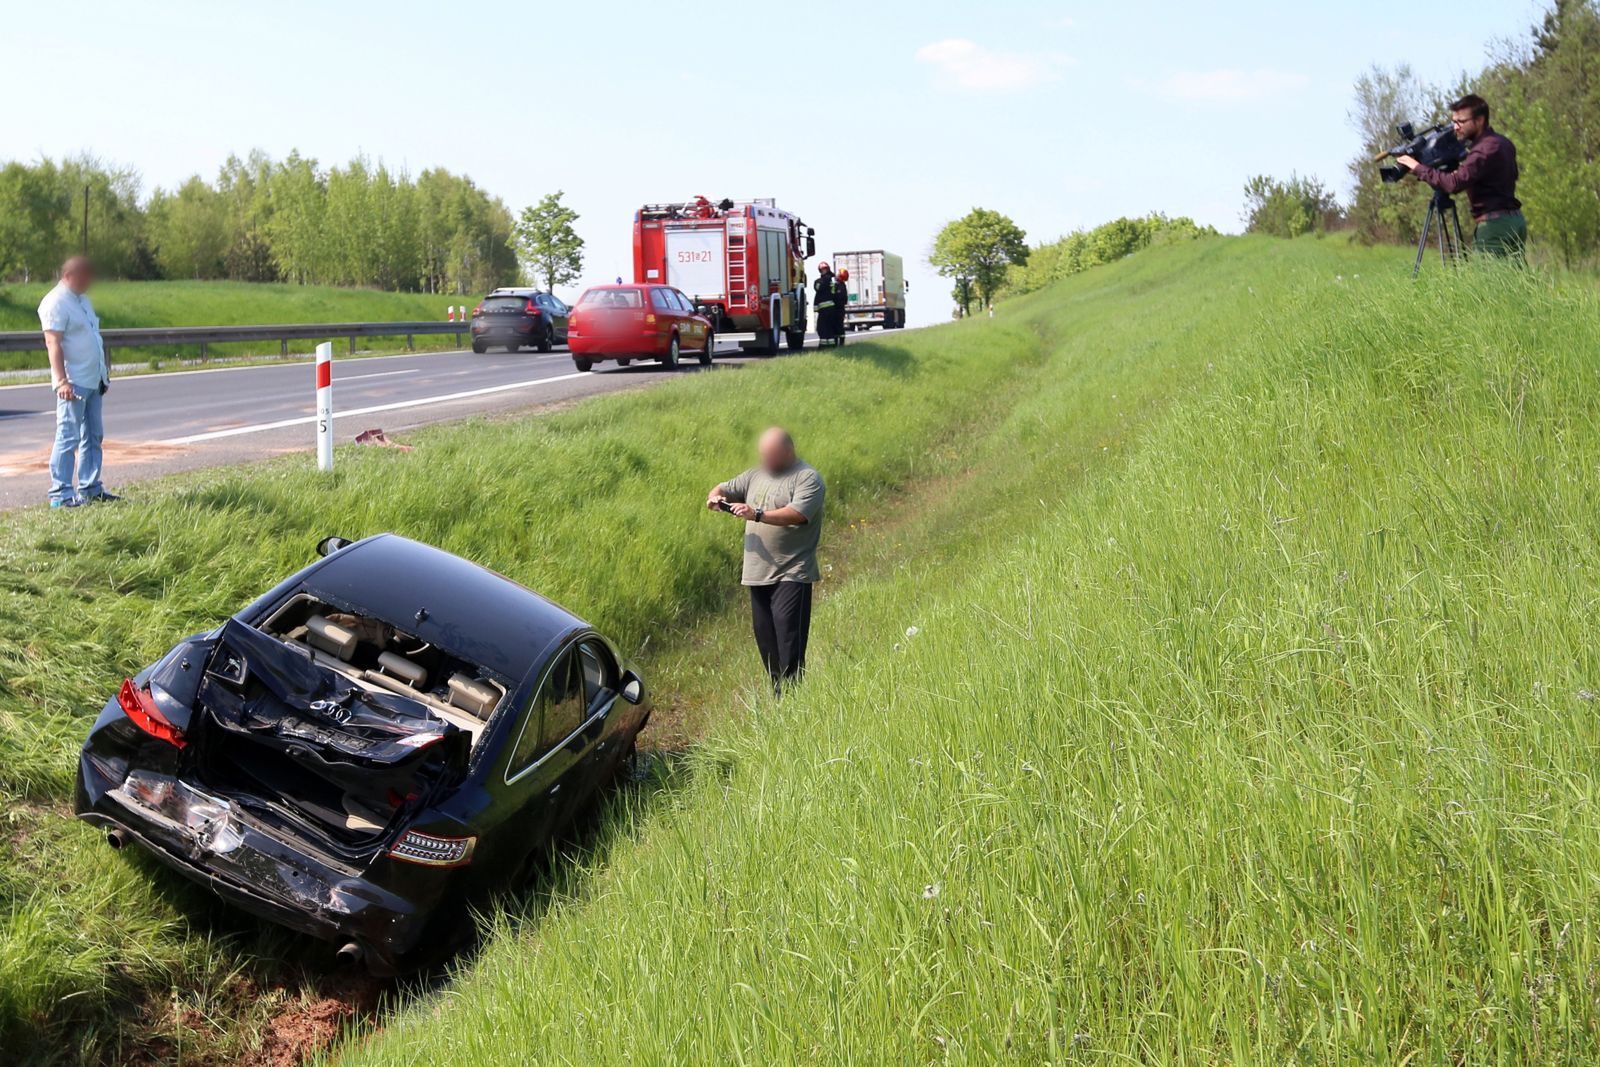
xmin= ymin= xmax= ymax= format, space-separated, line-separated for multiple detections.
xmin=74 ymin=534 xmax=647 ymax=972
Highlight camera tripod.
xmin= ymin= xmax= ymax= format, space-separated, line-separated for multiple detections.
xmin=1413 ymin=188 xmax=1466 ymax=277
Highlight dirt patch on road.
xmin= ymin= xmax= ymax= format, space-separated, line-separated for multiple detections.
xmin=0 ymin=438 xmax=186 ymax=476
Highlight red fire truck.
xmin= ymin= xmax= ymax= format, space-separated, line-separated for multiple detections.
xmin=633 ymin=197 xmax=817 ymax=354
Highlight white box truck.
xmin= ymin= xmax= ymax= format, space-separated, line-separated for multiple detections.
xmin=834 ymin=250 xmax=907 ymax=330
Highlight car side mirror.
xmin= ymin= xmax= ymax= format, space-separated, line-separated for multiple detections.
xmin=620 ymin=670 xmax=645 ymax=705
xmin=805 ymin=236 xmax=816 ymax=258
xmin=696 ymin=304 xmax=712 ymax=316
xmin=316 ymin=535 xmax=352 ymax=557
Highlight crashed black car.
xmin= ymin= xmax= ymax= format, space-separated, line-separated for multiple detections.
xmin=75 ymin=533 xmax=646 ymax=972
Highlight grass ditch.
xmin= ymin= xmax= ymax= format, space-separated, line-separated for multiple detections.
xmin=0 ymin=281 xmax=1053 ymax=1062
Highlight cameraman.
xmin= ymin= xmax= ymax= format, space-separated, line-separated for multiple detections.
xmin=1398 ymin=93 xmax=1525 ymax=258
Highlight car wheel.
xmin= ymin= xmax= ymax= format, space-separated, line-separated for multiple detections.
xmin=537 ymin=324 xmax=554 ymax=353
xmin=574 ymin=357 xmax=593 ymax=372
xmin=618 ymin=357 xmax=631 ymax=367
xmin=786 ymin=328 xmax=805 ymax=352
xmin=698 ymin=331 xmax=714 ymax=366
xmin=471 ymin=340 xmax=487 ymax=354
xmin=661 ymin=335 xmax=680 ymax=369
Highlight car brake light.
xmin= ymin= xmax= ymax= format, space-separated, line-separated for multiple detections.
xmin=117 ymin=678 xmax=186 ymax=749
xmin=389 ymin=829 xmax=476 ymax=867
xmin=525 ymin=299 xmax=541 ymax=315
xmin=645 ymin=313 xmax=656 ymax=324
xmin=472 ymin=305 xmax=482 ymax=316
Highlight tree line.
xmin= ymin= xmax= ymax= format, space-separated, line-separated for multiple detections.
xmin=0 ymin=151 xmax=522 ymax=293
xmin=929 ymin=209 xmax=1216 ymax=316
xmin=1242 ymin=0 xmax=1600 ymax=266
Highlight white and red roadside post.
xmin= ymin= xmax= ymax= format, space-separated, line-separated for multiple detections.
xmin=315 ymin=341 xmax=334 ymax=471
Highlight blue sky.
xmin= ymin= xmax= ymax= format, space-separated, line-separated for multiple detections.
xmin=3 ymin=0 xmax=1544 ymax=323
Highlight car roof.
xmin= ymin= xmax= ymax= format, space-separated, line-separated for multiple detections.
xmin=486 ymin=288 xmax=550 ymax=297
xmin=303 ymin=534 xmax=585 ymax=681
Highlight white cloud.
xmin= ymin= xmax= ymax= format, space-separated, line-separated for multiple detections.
xmin=1142 ymin=68 xmax=1311 ymax=104
xmin=914 ymin=39 xmax=1067 ymax=92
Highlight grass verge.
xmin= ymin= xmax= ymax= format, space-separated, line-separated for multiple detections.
xmin=341 ymin=238 xmax=1600 ymax=1065
xmin=0 ymin=274 xmax=1050 ymax=1062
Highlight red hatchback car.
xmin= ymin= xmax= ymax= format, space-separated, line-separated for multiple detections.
xmin=566 ymin=284 xmax=715 ymax=372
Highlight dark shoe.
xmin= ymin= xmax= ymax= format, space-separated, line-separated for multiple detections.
xmin=49 ymin=496 xmax=82 ymax=509
xmin=83 ymin=491 xmax=123 ymax=503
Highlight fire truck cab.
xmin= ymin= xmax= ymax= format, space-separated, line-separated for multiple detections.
xmin=633 ymin=197 xmax=816 ymax=354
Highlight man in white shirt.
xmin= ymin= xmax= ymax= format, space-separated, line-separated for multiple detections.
xmin=39 ymin=256 xmax=118 ymax=508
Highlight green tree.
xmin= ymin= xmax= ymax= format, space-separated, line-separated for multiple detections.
xmin=146 ymin=176 xmax=228 ymax=279
xmin=0 ymin=160 xmax=69 ymax=281
xmin=930 ymin=208 xmax=1029 ymax=312
xmin=1346 ymin=64 xmax=1436 ymax=244
xmin=1242 ymin=174 xmax=1341 ymax=238
xmin=515 ymin=191 xmax=585 ymax=293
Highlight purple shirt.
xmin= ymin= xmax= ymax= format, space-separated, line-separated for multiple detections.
xmin=1413 ymin=129 xmax=1521 ymax=220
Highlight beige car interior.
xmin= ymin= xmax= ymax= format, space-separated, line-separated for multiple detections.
xmin=263 ymin=594 xmax=506 ymax=746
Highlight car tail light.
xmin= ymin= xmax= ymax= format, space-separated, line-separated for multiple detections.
xmin=117 ymin=678 xmax=186 ymax=749
xmin=472 ymin=305 xmax=482 ymax=316
xmin=388 ymin=829 xmax=476 ymax=867
xmin=645 ymin=313 xmax=657 ymax=324
xmin=525 ymin=299 xmax=542 ymax=316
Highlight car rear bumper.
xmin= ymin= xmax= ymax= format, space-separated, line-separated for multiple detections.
xmin=75 ymin=753 xmax=432 ymax=973
xmin=568 ymin=332 xmax=667 ymax=358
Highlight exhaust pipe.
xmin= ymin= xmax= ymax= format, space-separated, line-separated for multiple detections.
xmin=335 ymin=942 xmax=364 ymax=966
xmin=106 ymin=828 xmax=129 ymax=850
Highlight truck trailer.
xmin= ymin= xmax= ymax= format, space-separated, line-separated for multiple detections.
xmin=633 ymin=197 xmax=816 ymax=354
xmin=834 ymin=250 xmax=907 ymax=331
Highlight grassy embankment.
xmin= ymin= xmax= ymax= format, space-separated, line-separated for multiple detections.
xmin=342 ymin=239 xmax=1600 ymax=1064
xmin=7 ymin=234 xmax=1598 ymax=1063
xmin=0 ymin=281 xmax=476 ymax=374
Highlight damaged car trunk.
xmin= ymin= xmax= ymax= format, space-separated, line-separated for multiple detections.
xmin=183 ymin=615 xmax=475 ymax=863
xmin=76 ymin=534 xmax=650 ymax=972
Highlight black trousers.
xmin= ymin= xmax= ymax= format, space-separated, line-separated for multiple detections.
xmin=749 ymin=581 xmax=813 ymax=689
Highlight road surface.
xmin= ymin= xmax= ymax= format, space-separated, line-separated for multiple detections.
xmin=0 ymin=335 xmax=860 ymax=510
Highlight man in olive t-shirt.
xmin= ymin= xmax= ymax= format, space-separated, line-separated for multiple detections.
xmin=708 ymin=427 xmax=826 ymax=693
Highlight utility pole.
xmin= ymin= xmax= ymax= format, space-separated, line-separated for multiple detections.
xmin=81 ymin=183 xmax=90 ymax=254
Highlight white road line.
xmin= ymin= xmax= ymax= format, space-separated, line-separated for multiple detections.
xmin=337 ymin=368 xmax=420 ymax=382
xmin=0 ymin=350 xmax=474 ymax=392
xmin=159 ymin=371 xmax=591 ymax=445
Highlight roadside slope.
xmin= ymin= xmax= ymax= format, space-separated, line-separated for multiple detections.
xmin=0 ymin=263 xmax=1058 ymax=1061
xmin=342 ymin=241 xmax=1600 ymax=1064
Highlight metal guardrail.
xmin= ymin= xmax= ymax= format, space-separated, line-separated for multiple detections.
xmin=0 ymin=321 xmax=468 ymax=358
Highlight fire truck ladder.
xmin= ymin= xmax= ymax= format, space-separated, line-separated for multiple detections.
xmin=726 ymin=232 xmax=748 ymax=311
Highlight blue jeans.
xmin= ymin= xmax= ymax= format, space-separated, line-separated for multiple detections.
xmin=51 ymin=386 xmax=104 ymax=503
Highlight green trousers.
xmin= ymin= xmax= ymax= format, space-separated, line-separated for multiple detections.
xmin=1474 ymin=212 xmax=1527 ymax=259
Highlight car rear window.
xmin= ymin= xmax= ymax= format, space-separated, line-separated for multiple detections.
xmin=579 ymin=289 xmax=643 ymax=309
xmin=483 ymin=296 xmax=529 ymax=311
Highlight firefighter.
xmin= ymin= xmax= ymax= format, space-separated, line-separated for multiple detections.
xmin=814 ymin=262 xmax=837 ymax=345
xmin=832 ymin=269 xmax=851 ymax=346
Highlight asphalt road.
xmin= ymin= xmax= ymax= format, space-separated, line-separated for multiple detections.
xmin=0 ymin=333 xmax=856 ymax=510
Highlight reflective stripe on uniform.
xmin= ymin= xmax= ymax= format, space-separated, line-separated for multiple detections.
xmin=816 ymin=301 xmax=835 ymax=309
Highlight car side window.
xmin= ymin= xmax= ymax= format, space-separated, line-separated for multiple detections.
xmin=508 ymin=650 xmax=586 ymax=777
xmin=671 ymin=290 xmax=694 ymax=313
xmin=651 ymin=288 xmax=675 ymax=312
xmin=578 ymin=641 xmax=617 ymax=706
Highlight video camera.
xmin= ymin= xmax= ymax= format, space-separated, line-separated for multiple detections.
xmin=1376 ymin=122 xmax=1468 ymax=184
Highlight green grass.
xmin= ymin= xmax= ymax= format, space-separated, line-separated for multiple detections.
xmin=6 ymin=234 xmax=1597 ymax=1063
xmin=0 ymin=280 xmax=475 ymax=373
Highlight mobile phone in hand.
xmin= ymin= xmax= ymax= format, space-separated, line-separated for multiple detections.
xmin=715 ymin=499 xmax=734 ymax=512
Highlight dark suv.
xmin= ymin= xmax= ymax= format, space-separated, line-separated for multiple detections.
xmin=469 ymin=288 xmax=570 ymax=354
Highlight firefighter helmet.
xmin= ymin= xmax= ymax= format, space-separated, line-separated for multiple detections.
xmin=817 ymin=261 xmax=830 ymax=272
xmin=838 ymin=268 xmax=849 ymax=281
